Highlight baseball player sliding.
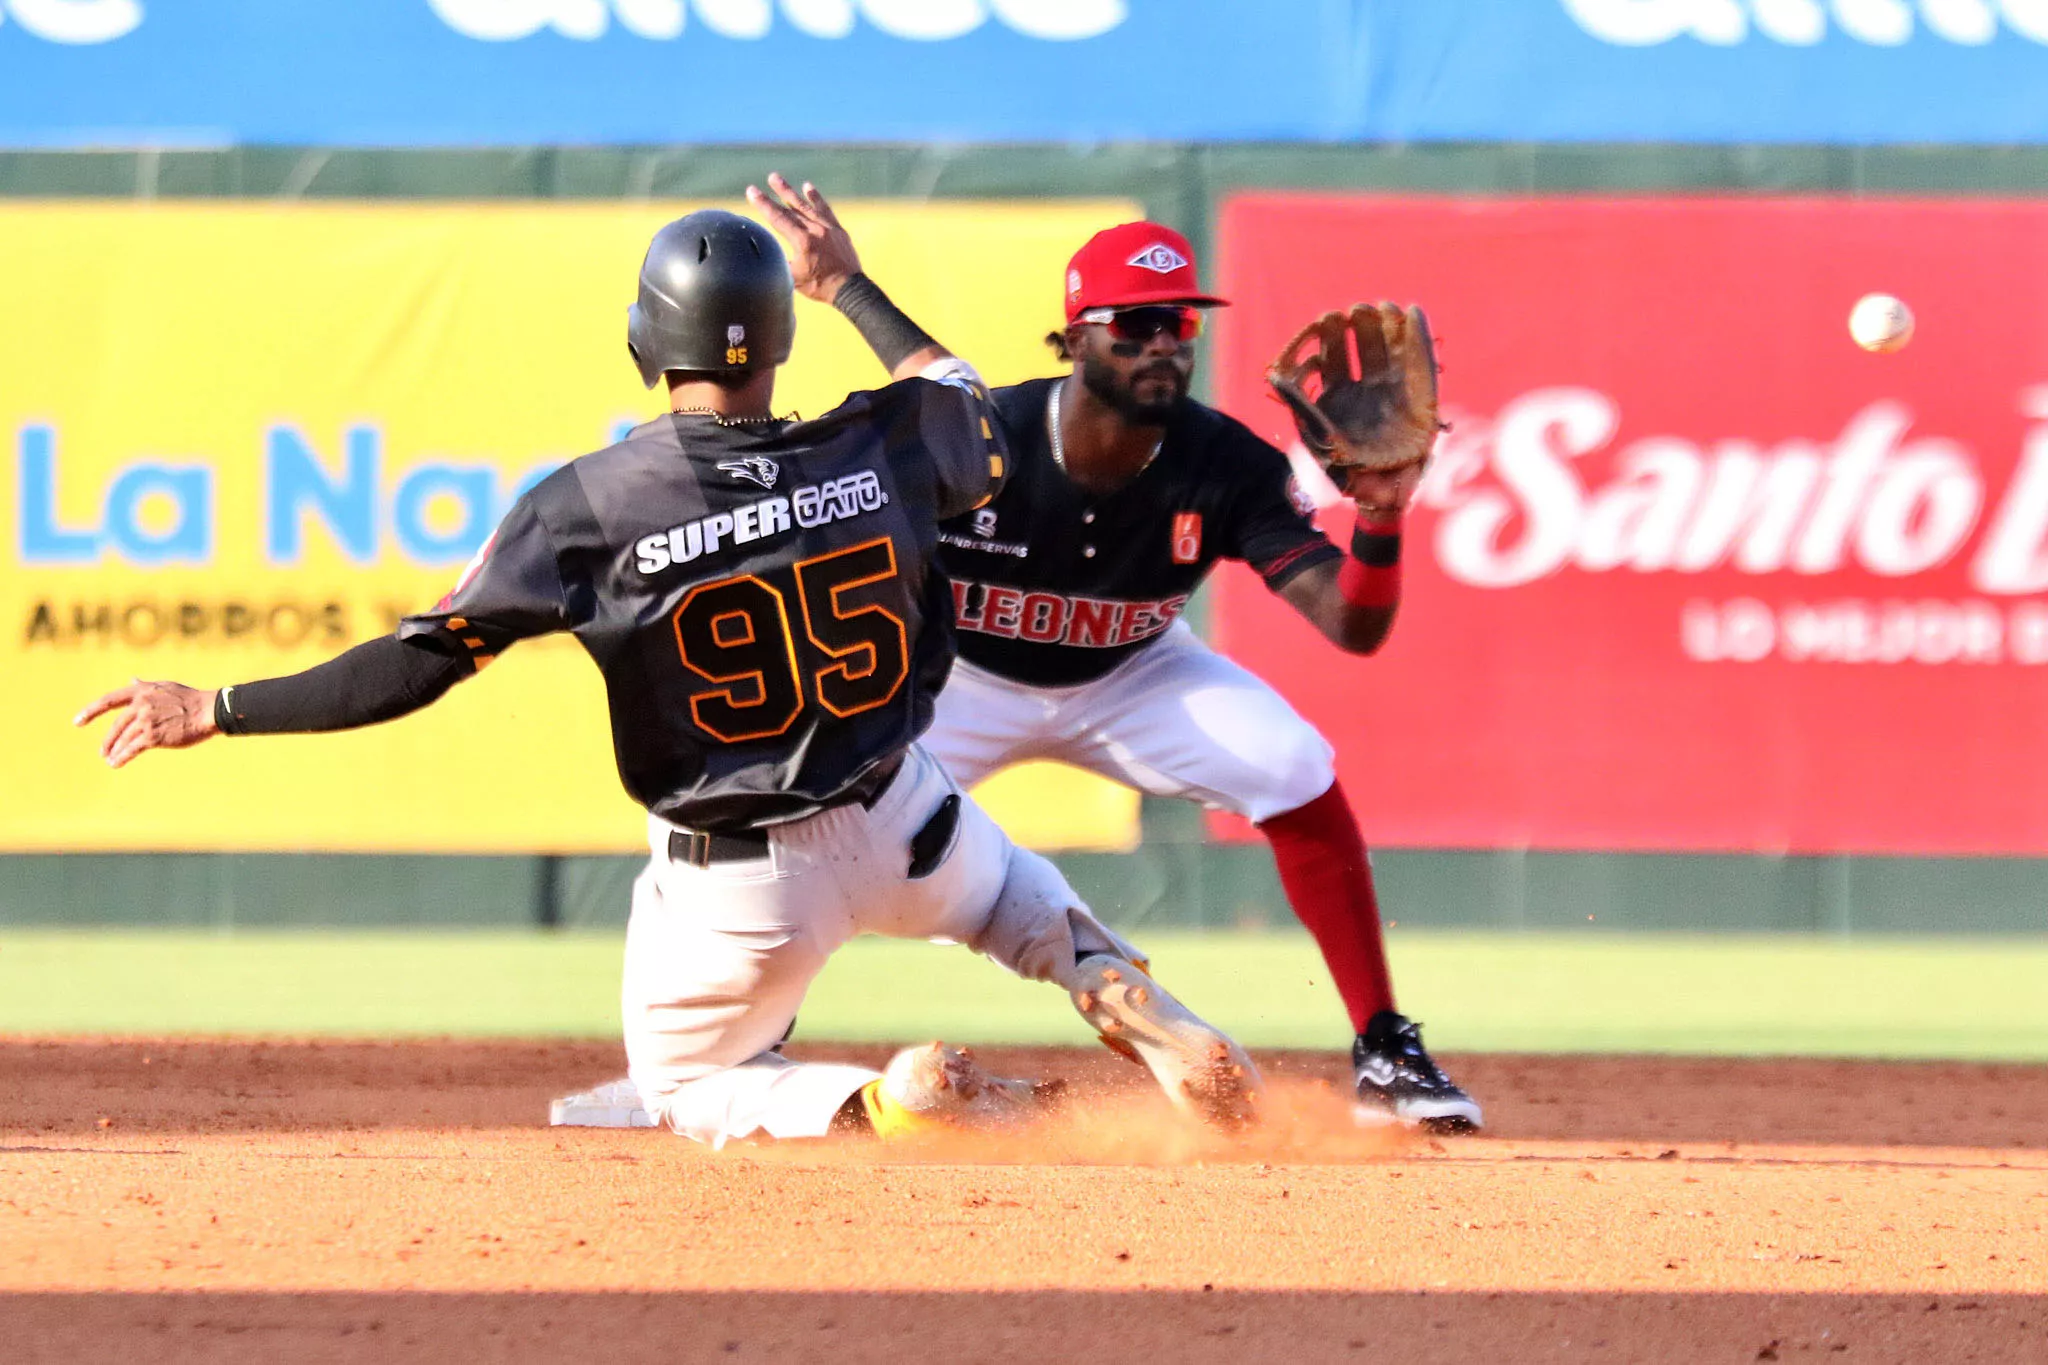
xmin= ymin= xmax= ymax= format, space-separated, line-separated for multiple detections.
xmin=73 ymin=177 xmax=1263 ymax=1147
xmin=912 ymin=224 xmax=1481 ymax=1132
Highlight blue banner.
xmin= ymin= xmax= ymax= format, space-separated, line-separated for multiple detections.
xmin=1369 ymin=1 xmax=2048 ymax=143
xmin=0 ymin=0 xmax=2042 ymax=147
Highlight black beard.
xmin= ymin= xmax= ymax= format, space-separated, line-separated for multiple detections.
xmin=1079 ymin=353 xmax=1187 ymax=425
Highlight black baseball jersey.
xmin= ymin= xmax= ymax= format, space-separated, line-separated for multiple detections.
xmin=397 ymin=376 xmax=1005 ymax=830
xmin=933 ymin=376 xmax=1340 ymax=686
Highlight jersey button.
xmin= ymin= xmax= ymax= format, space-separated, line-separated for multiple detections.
xmin=1083 ymin=545 xmax=1096 ymax=558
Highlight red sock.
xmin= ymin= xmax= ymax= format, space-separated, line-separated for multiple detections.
xmin=1258 ymin=780 xmax=1397 ymax=1033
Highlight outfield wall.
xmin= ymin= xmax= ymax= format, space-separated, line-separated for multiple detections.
xmin=4 ymin=844 xmax=2046 ymax=934
xmin=5 ymin=143 xmax=2047 ymax=932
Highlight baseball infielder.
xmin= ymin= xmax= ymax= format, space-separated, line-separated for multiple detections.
xmin=917 ymin=222 xmax=1480 ymax=1132
xmin=75 ymin=180 xmax=1263 ymax=1147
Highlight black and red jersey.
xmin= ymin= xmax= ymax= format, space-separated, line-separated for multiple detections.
xmin=396 ymin=376 xmax=1004 ymax=829
xmin=933 ymin=376 xmax=1338 ymax=686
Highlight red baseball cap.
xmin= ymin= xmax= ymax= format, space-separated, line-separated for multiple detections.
xmin=1063 ymin=221 xmax=1230 ymax=323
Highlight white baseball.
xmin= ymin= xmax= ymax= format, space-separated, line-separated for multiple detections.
xmin=1849 ymin=293 xmax=1914 ymax=353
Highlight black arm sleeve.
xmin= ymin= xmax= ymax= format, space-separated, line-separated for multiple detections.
xmin=215 ymin=489 xmax=570 ymax=737
xmin=833 ymin=273 xmax=938 ymax=373
xmin=214 ymin=634 xmax=469 ymax=736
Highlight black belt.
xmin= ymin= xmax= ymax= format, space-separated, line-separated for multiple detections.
xmin=665 ymin=754 xmax=905 ymax=869
xmin=665 ymin=827 xmax=772 ymax=867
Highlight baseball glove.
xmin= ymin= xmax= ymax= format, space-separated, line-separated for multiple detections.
xmin=1266 ymin=302 xmax=1441 ymax=487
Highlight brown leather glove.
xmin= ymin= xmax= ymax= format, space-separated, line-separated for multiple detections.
xmin=1266 ymin=302 xmax=1441 ymax=493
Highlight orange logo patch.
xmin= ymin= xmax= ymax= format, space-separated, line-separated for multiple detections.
xmin=1170 ymin=511 xmax=1202 ymax=564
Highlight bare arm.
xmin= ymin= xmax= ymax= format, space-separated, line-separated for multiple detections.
xmin=1274 ymin=462 xmax=1424 ymax=656
xmin=75 ymin=635 xmax=469 ymax=768
xmin=1279 ymin=557 xmax=1397 ymax=655
xmin=746 ymin=172 xmax=949 ymax=379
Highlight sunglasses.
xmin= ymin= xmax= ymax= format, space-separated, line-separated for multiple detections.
xmin=1077 ymin=304 xmax=1206 ymax=348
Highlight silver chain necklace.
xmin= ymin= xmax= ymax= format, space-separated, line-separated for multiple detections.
xmin=672 ymin=407 xmax=788 ymax=426
xmin=1048 ymin=377 xmax=1161 ymax=479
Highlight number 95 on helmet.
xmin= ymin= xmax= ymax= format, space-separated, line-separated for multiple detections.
xmin=626 ymin=209 xmax=797 ymax=388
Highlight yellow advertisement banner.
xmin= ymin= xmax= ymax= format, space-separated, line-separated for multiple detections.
xmin=1 ymin=201 xmax=1142 ymax=854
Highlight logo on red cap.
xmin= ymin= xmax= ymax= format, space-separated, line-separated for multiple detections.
xmin=1127 ymin=243 xmax=1190 ymax=274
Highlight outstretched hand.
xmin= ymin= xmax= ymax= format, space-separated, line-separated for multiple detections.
xmin=1345 ymin=461 xmax=1427 ymax=522
xmin=74 ymin=679 xmax=220 ymax=768
xmin=746 ymin=172 xmax=861 ymax=305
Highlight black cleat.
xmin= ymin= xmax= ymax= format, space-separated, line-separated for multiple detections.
xmin=1352 ymin=1011 xmax=1483 ymax=1135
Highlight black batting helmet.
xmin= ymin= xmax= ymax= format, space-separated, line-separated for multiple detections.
xmin=626 ymin=210 xmax=795 ymax=388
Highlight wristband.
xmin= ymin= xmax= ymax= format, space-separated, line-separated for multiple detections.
xmin=1351 ymin=516 xmax=1402 ymax=564
xmin=213 ymin=684 xmax=244 ymax=736
xmin=1337 ymin=517 xmax=1402 ymax=608
xmin=832 ymin=273 xmax=937 ymax=373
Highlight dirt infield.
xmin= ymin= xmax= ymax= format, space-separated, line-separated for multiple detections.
xmin=4 ymin=1040 xmax=2046 ymax=1363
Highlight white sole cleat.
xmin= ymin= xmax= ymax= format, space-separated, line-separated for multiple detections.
xmin=1069 ymin=954 xmax=1263 ymax=1130
xmin=549 ymin=1077 xmax=655 ymax=1128
xmin=1353 ymin=1094 xmax=1485 ymax=1133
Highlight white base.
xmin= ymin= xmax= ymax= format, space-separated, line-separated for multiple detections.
xmin=549 ymin=1078 xmax=655 ymax=1129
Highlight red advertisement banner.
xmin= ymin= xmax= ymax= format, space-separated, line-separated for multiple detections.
xmin=1210 ymin=195 xmax=2048 ymax=854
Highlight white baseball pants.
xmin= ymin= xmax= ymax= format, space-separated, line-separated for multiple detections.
xmin=927 ymin=621 xmax=1337 ymax=823
xmin=621 ymin=742 xmax=1138 ymax=1148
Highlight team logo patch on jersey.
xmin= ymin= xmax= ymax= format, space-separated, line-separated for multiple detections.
xmin=1286 ymin=474 xmax=1318 ymax=519
xmin=972 ymin=508 xmax=998 ymax=539
xmin=717 ymin=456 xmax=780 ymax=490
xmin=1128 ymin=243 xmax=1189 ymax=274
xmin=1170 ymin=511 xmax=1203 ymax=564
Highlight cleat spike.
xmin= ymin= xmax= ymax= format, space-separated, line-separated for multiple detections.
xmin=1076 ymin=991 xmax=1096 ymax=1011
xmin=1130 ymin=987 xmax=1149 ymax=1006
xmin=1101 ymin=968 xmax=1122 ymax=983
xmin=1097 ymin=1033 xmax=1142 ymax=1066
